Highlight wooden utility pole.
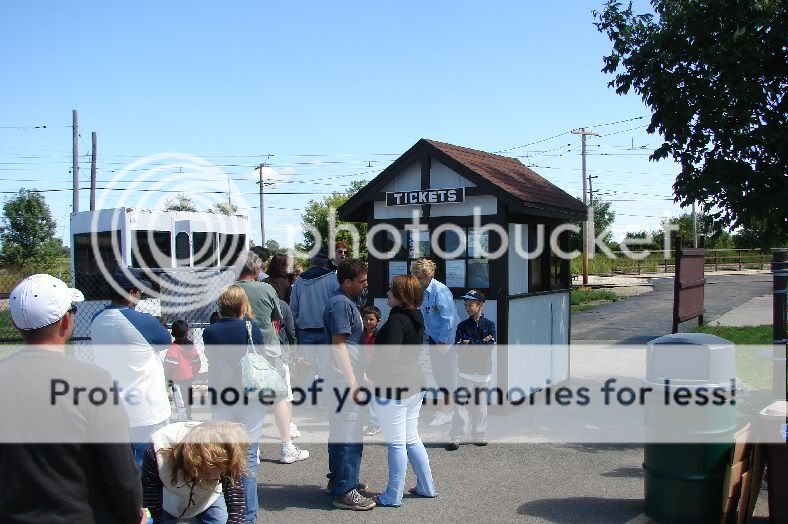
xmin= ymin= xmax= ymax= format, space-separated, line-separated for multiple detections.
xmin=72 ymin=110 xmax=79 ymax=213
xmin=691 ymin=201 xmax=698 ymax=248
xmin=572 ymin=127 xmax=599 ymax=285
xmin=257 ymin=163 xmax=266 ymax=245
xmin=90 ymin=131 xmax=97 ymax=211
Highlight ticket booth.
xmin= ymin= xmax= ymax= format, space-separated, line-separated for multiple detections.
xmin=338 ymin=139 xmax=587 ymax=394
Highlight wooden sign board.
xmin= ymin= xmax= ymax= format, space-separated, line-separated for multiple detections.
xmin=672 ymin=236 xmax=706 ymax=333
xmin=386 ymin=187 xmax=465 ymax=207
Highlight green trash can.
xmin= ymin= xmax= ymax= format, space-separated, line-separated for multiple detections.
xmin=643 ymin=333 xmax=737 ymax=523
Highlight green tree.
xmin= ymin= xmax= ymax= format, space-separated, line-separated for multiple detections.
xmin=162 ymin=193 xmax=198 ymax=212
xmin=569 ymin=199 xmax=617 ymax=252
xmin=0 ymin=189 xmax=62 ymax=267
xmin=299 ymin=180 xmax=368 ymax=259
xmin=594 ymin=0 xmax=788 ymax=246
xmin=264 ymin=239 xmax=286 ymax=254
xmin=210 ymin=201 xmax=238 ymax=215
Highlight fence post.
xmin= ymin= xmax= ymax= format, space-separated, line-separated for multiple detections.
xmin=637 ymin=259 xmax=641 ymax=275
xmin=738 ymin=254 xmax=742 ymax=271
xmin=772 ymin=248 xmax=787 ymax=401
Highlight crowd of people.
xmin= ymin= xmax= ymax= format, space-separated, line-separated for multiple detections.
xmin=0 ymin=242 xmax=497 ymax=523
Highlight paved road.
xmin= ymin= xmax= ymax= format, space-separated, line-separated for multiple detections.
xmin=258 ymin=439 xmax=648 ymax=523
xmin=254 ymin=274 xmax=773 ymax=522
xmin=571 ymin=274 xmax=773 ymax=343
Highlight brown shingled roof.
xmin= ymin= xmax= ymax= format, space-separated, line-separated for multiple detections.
xmin=424 ymin=139 xmax=586 ymax=214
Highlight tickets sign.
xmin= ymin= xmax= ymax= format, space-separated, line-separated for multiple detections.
xmin=385 ymin=187 xmax=465 ymax=207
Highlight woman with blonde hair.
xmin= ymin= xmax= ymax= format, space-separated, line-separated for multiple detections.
xmin=368 ymin=275 xmax=437 ymax=506
xmin=142 ymin=421 xmax=249 ymax=523
xmin=202 ymin=284 xmax=271 ymax=524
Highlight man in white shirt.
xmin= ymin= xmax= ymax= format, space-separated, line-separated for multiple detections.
xmin=91 ymin=268 xmax=172 ymax=468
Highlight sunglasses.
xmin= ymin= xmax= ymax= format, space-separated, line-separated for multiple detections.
xmin=68 ymin=303 xmax=78 ymax=315
xmin=337 ymin=249 xmax=348 ymax=255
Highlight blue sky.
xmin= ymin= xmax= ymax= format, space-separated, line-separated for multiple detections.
xmin=0 ymin=0 xmax=682 ymax=247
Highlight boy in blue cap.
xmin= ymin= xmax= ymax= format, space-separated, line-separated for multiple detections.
xmin=446 ymin=290 xmax=496 ymax=451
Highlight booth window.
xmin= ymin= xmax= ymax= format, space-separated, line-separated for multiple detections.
xmin=441 ymin=227 xmax=490 ymax=289
xmin=175 ymin=232 xmax=190 ymax=267
xmin=528 ymin=224 xmax=569 ymax=292
xmin=131 ymin=230 xmax=172 ymax=269
xmin=192 ymin=232 xmax=217 ymax=267
xmin=72 ymin=231 xmax=122 ymax=300
xmin=218 ymin=233 xmax=246 ymax=266
xmin=384 ymin=229 xmax=430 ymax=283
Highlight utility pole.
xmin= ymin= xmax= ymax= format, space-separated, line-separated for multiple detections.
xmin=572 ymin=127 xmax=599 ymax=285
xmin=256 ymin=163 xmax=267 ymax=245
xmin=72 ymin=110 xmax=79 ymax=213
xmin=691 ymin=201 xmax=698 ymax=248
xmin=90 ymin=131 xmax=97 ymax=211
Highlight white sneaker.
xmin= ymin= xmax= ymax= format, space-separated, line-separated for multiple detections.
xmin=290 ymin=423 xmax=301 ymax=439
xmin=280 ymin=443 xmax=309 ymax=464
xmin=429 ymin=411 xmax=452 ymax=427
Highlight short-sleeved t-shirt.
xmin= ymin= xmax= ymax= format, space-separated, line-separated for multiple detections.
xmin=235 ymin=280 xmax=282 ymax=352
xmin=322 ymin=290 xmax=364 ymax=387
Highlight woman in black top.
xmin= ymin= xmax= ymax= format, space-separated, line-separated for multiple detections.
xmin=264 ymin=253 xmax=292 ymax=303
xmin=368 ymin=275 xmax=437 ymax=507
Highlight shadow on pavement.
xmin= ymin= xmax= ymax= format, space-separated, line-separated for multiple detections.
xmin=518 ymin=496 xmax=643 ymax=523
xmin=600 ymin=466 xmax=644 ymax=478
xmin=259 ymin=483 xmax=328 ymax=512
xmin=559 ymin=443 xmax=643 ymax=453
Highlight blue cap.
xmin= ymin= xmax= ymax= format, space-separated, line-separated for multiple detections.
xmin=461 ymin=290 xmax=485 ymax=302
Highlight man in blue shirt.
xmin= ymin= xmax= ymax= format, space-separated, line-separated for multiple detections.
xmin=411 ymin=258 xmax=458 ymax=427
xmin=323 ymin=259 xmax=375 ymax=511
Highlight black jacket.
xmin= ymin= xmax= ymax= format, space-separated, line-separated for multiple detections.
xmin=368 ymin=306 xmax=426 ymax=399
xmin=455 ymin=315 xmax=496 ymax=376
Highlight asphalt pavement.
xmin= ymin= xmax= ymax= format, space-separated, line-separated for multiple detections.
xmin=570 ymin=273 xmax=773 ymax=343
xmin=253 ymin=273 xmax=774 ymax=522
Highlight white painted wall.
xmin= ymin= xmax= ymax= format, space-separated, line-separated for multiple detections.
xmin=381 ymin=161 xmax=421 ymax=193
xmin=506 ymin=292 xmax=570 ymax=393
xmin=508 ymin=223 xmax=528 ymax=295
xmin=430 ymin=195 xmax=497 ymax=217
xmin=429 ymin=159 xmax=477 ymax=188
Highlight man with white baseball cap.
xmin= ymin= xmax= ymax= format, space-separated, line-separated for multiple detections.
xmin=0 ymin=274 xmax=142 ymax=524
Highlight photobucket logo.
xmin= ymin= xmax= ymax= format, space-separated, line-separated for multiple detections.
xmin=301 ymin=205 xmax=677 ymax=262
xmin=89 ymin=153 xmax=249 ymax=313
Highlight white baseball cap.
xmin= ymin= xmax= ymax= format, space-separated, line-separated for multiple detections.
xmin=9 ymin=274 xmax=85 ymax=330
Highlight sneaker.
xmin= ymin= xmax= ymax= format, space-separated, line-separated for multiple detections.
xmin=408 ymin=487 xmax=437 ymax=498
xmin=445 ymin=440 xmax=460 ymax=451
xmin=290 ymin=423 xmax=301 ymax=439
xmin=332 ymin=489 xmax=376 ymax=511
xmin=327 ymin=480 xmax=369 ymax=496
xmin=280 ymin=444 xmax=309 ymax=464
xmin=429 ymin=411 xmax=452 ymax=427
xmin=364 ymin=425 xmax=381 ymax=436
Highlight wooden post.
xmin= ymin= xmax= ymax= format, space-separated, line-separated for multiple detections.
xmin=772 ymin=248 xmax=787 ymax=401
xmin=90 ymin=131 xmax=97 ymax=211
xmin=72 ymin=110 xmax=79 ymax=213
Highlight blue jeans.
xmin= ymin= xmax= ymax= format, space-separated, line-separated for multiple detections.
xmin=297 ymin=329 xmax=328 ymax=396
xmin=327 ymin=398 xmax=363 ymax=497
xmin=212 ymin=404 xmax=265 ymax=524
xmin=162 ymin=495 xmax=227 ymax=524
xmin=374 ymin=392 xmax=437 ymax=506
xmin=129 ymin=419 xmax=168 ymax=469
